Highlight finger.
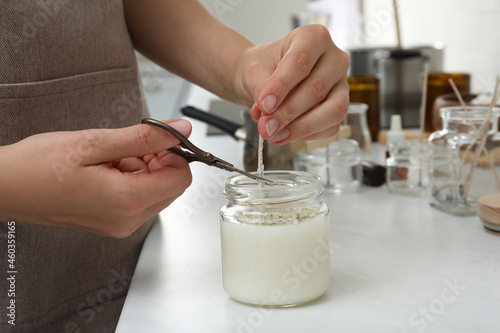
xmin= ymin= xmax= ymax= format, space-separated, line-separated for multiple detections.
xmin=255 ymin=25 xmax=332 ymax=115
xmin=265 ymin=51 xmax=348 ymax=131
xmin=147 ymin=149 xmax=181 ymax=172
xmin=98 ymin=151 xmax=192 ymax=217
xmin=113 ymin=157 xmax=150 ymax=173
xmin=143 ymin=153 xmax=157 ymax=164
xmin=80 ymin=119 xmax=192 ymax=165
xmin=259 ymin=79 xmax=349 ymax=143
xmin=124 ymin=154 xmax=192 ymax=207
xmin=298 ymin=123 xmax=342 ymax=142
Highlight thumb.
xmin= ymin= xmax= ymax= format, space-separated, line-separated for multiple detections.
xmin=79 ymin=119 xmax=192 ymax=165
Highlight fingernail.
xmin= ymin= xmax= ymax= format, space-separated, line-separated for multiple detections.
xmin=167 ymin=119 xmax=191 ymax=136
xmin=266 ymin=118 xmax=279 ymax=137
xmin=262 ymin=95 xmax=277 ymax=113
xmin=272 ymin=128 xmax=290 ymax=143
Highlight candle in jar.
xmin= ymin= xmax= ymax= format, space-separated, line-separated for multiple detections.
xmin=220 ymin=171 xmax=330 ymax=307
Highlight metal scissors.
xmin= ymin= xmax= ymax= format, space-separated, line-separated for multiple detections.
xmin=141 ymin=118 xmax=274 ymax=184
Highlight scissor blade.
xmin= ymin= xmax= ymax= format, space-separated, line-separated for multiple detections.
xmin=223 ymin=165 xmax=275 ymax=184
xmin=141 ymin=118 xmax=274 ymax=184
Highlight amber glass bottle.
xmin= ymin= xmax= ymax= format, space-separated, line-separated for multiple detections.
xmin=425 ymin=72 xmax=470 ymax=132
xmin=348 ymin=75 xmax=380 ymax=141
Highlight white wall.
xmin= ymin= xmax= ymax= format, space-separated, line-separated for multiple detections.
xmin=199 ymin=0 xmax=500 ymax=94
xmin=306 ymin=0 xmax=363 ymax=51
xmin=199 ymin=0 xmax=307 ymax=44
xmin=360 ymin=0 xmax=500 ymax=94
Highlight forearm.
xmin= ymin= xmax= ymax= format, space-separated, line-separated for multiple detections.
xmin=0 ymin=145 xmax=19 ymax=223
xmin=123 ymin=0 xmax=254 ymax=104
xmin=0 ymin=143 xmax=47 ymax=225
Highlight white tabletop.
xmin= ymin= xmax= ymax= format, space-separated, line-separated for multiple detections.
xmin=116 ymin=86 xmax=500 ymax=333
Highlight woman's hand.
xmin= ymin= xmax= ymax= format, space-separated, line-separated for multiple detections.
xmin=235 ymin=24 xmax=350 ymax=144
xmin=0 ymin=119 xmax=193 ymax=238
xmin=124 ymin=2 xmax=349 ymax=144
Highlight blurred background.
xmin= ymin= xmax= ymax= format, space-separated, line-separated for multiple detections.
xmin=140 ymin=0 xmax=500 ymax=130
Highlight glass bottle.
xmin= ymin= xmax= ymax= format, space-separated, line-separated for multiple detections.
xmin=220 ymin=171 xmax=330 ymax=307
xmin=345 ymin=103 xmax=372 ymax=154
xmin=429 ymin=106 xmax=500 ymax=216
xmin=425 ymin=72 xmax=470 ymax=132
xmin=348 ymin=75 xmax=380 ymax=141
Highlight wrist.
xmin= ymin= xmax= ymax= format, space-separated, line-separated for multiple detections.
xmin=0 ymin=144 xmax=21 ymax=222
xmin=229 ymin=43 xmax=262 ymax=109
xmin=213 ymin=26 xmax=254 ymax=106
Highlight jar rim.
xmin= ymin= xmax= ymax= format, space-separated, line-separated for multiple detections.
xmin=298 ymin=139 xmax=360 ymax=158
xmin=223 ymin=170 xmax=324 ymax=205
xmin=439 ymin=106 xmax=500 ymax=121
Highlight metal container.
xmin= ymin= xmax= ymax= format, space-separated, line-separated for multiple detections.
xmin=349 ymin=45 xmax=444 ymax=129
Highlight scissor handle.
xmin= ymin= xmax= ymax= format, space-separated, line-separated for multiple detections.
xmin=141 ymin=118 xmax=206 ymax=155
xmin=142 ymin=118 xmax=228 ymax=165
xmin=141 ymin=118 xmax=274 ymax=184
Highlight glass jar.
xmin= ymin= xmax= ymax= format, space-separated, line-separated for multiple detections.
xmin=293 ymin=139 xmax=362 ymax=196
xmin=429 ymin=106 xmax=500 ymax=216
xmin=386 ymin=139 xmax=431 ymax=197
xmin=431 ymin=92 xmax=477 ymax=131
xmin=220 ymin=171 xmax=330 ymax=307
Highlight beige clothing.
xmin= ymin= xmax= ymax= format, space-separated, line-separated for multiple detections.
xmin=1 ymin=1 xmax=155 ymax=332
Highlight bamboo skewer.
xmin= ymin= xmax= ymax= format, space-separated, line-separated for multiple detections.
xmin=392 ymin=0 xmax=402 ymax=49
xmin=449 ymin=78 xmax=500 ymax=193
xmin=462 ymin=77 xmax=500 ymax=199
xmin=419 ymin=63 xmax=429 ymax=142
xmin=448 ymin=78 xmax=468 ymax=111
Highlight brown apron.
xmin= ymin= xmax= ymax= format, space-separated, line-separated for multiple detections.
xmin=0 ymin=1 xmax=155 ymax=332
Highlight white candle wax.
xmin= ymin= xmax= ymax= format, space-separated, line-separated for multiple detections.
xmin=220 ymin=214 xmax=330 ymax=307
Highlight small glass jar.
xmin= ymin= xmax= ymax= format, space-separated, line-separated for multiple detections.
xmin=293 ymin=139 xmax=362 ymax=196
xmin=431 ymin=92 xmax=478 ymax=131
xmin=220 ymin=171 xmax=330 ymax=307
xmin=429 ymin=106 xmax=500 ymax=216
xmin=386 ymin=139 xmax=431 ymax=197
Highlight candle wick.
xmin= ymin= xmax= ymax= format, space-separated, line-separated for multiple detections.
xmin=257 ymin=134 xmax=265 ymax=187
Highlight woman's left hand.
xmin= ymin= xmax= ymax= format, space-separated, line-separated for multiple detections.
xmin=234 ymin=24 xmax=350 ymax=144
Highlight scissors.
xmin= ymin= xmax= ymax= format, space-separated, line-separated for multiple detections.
xmin=141 ymin=118 xmax=274 ymax=184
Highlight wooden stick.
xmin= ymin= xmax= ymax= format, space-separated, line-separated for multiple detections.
xmin=450 ymin=78 xmax=500 ymax=191
xmin=419 ymin=63 xmax=429 ymax=142
xmin=451 ymin=78 xmax=473 ymax=191
xmin=463 ymin=77 xmax=500 ymax=199
xmin=393 ymin=0 xmax=402 ymax=49
xmin=448 ymin=78 xmax=468 ymax=111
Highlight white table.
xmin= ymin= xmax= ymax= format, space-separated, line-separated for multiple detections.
xmin=116 ymin=86 xmax=500 ymax=333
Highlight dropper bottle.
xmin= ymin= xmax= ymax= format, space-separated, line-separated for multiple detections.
xmin=386 ymin=114 xmax=405 ymax=151
xmin=385 ymin=114 xmax=408 ymax=187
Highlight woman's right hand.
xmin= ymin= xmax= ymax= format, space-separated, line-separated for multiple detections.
xmin=0 ymin=119 xmax=193 ymax=238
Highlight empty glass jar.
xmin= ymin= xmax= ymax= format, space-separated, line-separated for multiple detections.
xmin=293 ymin=139 xmax=362 ymax=196
xmin=386 ymin=139 xmax=431 ymax=197
xmin=429 ymin=106 xmax=500 ymax=216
